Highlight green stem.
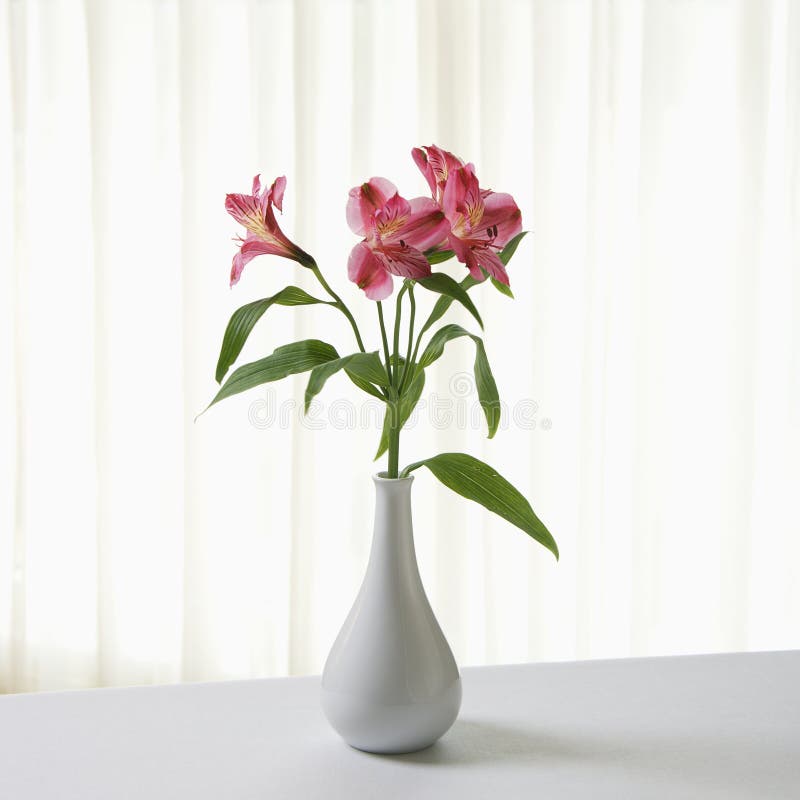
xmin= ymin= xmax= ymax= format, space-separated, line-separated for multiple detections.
xmin=387 ymin=403 xmax=400 ymax=478
xmin=376 ymin=302 xmax=392 ymax=384
xmin=410 ymin=326 xmax=424 ymax=373
xmin=399 ymin=285 xmax=416 ymax=392
xmin=392 ymin=283 xmax=407 ymax=383
xmin=383 ymin=284 xmax=410 ymax=479
xmin=310 ymin=262 xmax=365 ymax=352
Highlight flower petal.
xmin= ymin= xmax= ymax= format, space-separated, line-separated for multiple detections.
xmin=270 ymin=176 xmax=287 ymax=212
xmin=374 ymin=192 xmax=412 ymax=238
xmin=375 ymin=244 xmax=431 ymax=280
xmin=480 ymin=192 xmax=522 ymax=247
xmin=442 ymin=164 xmax=483 ymax=223
xmin=412 ymin=145 xmax=463 ymax=201
xmin=412 ymin=147 xmax=437 ymax=197
xmin=229 ymin=235 xmax=273 ymax=286
xmin=388 ymin=196 xmax=450 ymax=250
xmin=225 ymin=192 xmax=263 ymax=230
xmin=472 ymin=246 xmax=510 ymax=285
xmin=449 ymin=235 xmax=483 ymax=281
xmin=448 ymin=235 xmax=510 ymax=286
xmin=346 ymin=177 xmax=398 ymax=236
xmin=348 ymin=242 xmax=394 ymax=300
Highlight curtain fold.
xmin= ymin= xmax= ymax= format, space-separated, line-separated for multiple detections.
xmin=1 ymin=0 xmax=798 ymax=693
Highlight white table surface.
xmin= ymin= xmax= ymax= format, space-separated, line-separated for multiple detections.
xmin=1 ymin=651 xmax=798 ymax=799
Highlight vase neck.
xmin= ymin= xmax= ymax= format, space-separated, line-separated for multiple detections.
xmin=366 ymin=475 xmax=419 ymax=583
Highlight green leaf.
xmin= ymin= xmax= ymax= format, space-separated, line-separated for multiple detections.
xmin=346 ymin=372 xmax=386 ymax=401
xmin=215 ymin=287 xmax=329 ymax=383
xmin=304 ymin=352 xmax=388 ymax=412
xmin=374 ymin=370 xmax=425 ymax=460
xmin=424 ymin=249 xmax=456 ymax=265
xmin=416 ymin=273 xmax=484 ymax=330
xmin=401 ymin=452 xmax=558 ymax=559
xmin=418 ymin=275 xmax=477 ymax=338
xmin=490 ymin=276 xmax=515 ymax=298
xmin=205 ymin=339 xmax=338 ymax=412
xmin=498 ymin=231 xmax=527 ymax=266
xmin=417 ymin=324 xmax=500 ymax=437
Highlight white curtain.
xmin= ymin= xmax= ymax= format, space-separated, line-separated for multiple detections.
xmin=2 ymin=0 xmax=799 ymax=693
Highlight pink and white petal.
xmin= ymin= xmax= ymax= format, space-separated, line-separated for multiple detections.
xmin=449 ymin=236 xmax=485 ymax=281
xmin=225 ymin=193 xmax=262 ymax=230
xmin=393 ymin=197 xmax=450 ymax=250
xmin=240 ymin=235 xmax=286 ymax=260
xmin=376 ymin=244 xmax=431 ymax=280
xmin=375 ymin=192 xmax=412 ymax=236
xmin=471 ymin=245 xmax=510 ymax=285
xmin=251 ymin=174 xmax=262 ymax=196
xmin=348 ymin=242 xmax=394 ymax=300
xmin=442 ymin=166 xmax=473 ymax=222
xmin=364 ymin=176 xmax=397 ymax=203
xmin=480 ymin=192 xmax=523 ymax=246
xmin=459 ymin=164 xmax=485 ymax=225
xmin=425 ymin=145 xmax=462 ymax=183
xmin=269 ymin=176 xmax=287 ymax=212
xmin=346 ymin=186 xmax=368 ymax=236
xmin=347 ymin=177 xmax=401 ymax=236
xmin=230 ymin=236 xmax=273 ymax=286
xmin=412 ymin=147 xmax=437 ymax=197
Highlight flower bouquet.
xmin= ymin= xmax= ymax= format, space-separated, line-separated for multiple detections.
xmin=206 ymin=145 xmax=557 ymax=753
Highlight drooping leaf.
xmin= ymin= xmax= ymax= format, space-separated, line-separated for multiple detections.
xmin=374 ymin=369 xmax=425 ymax=460
xmin=401 ymin=452 xmax=558 ymax=559
xmin=205 ymin=339 xmax=338 ymax=412
xmin=416 ymin=273 xmax=483 ymax=330
xmin=424 ymin=249 xmax=456 ymax=265
xmin=417 ymin=324 xmax=500 ymax=437
xmin=304 ymin=352 xmax=388 ymax=412
xmin=215 ymin=287 xmax=329 ymax=383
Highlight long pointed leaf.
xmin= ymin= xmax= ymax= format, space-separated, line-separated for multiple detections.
xmin=416 ymin=273 xmax=483 ymax=330
xmin=205 ymin=339 xmax=338 ymax=412
xmin=346 ymin=372 xmax=386 ymax=401
xmin=417 ymin=323 xmax=500 ymax=437
xmin=215 ymin=287 xmax=329 ymax=383
xmin=402 ymin=452 xmax=558 ymax=559
xmin=419 ymin=276 xmax=477 ymax=338
xmin=424 ymin=249 xmax=456 ymax=265
xmin=304 ymin=352 xmax=388 ymax=412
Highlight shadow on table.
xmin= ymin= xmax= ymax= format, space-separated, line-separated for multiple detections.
xmin=364 ymin=718 xmax=799 ymax=800
xmin=378 ymin=720 xmax=619 ymax=766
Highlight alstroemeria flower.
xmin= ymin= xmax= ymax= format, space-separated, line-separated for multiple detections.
xmin=347 ymin=178 xmax=449 ymax=300
xmin=225 ymin=175 xmax=313 ymax=286
xmin=412 ymin=144 xmax=463 ymax=204
xmin=442 ymin=164 xmax=522 ymax=286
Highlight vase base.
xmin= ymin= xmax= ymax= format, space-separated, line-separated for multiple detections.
xmin=321 ymin=678 xmax=461 ymax=756
xmin=347 ymin=739 xmax=440 ymax=755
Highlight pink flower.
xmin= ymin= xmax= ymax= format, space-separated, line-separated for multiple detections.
xmin=412 ymin=144 xmax=463 ymax=204
xmin=225 ymin=175 xmax=313 ymax=286
xmin=442 ymin=164 xmax=522 ymax=286
xmin=347 ymin=178 xmax=449 ymax=300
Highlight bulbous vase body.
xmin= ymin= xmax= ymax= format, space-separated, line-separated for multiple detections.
xmin=321 ymin=474 xmax=461 ymax=754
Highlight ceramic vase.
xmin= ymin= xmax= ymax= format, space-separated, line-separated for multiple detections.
xmin=321 ymin=473 xmax=461 ymax=754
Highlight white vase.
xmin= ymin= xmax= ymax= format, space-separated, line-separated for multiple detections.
xmin=321 ymin=473 xmax=462 ymax=754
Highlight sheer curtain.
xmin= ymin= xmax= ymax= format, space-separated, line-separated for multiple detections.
xmin=1 ymin=0 xmax=798 ymax=693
